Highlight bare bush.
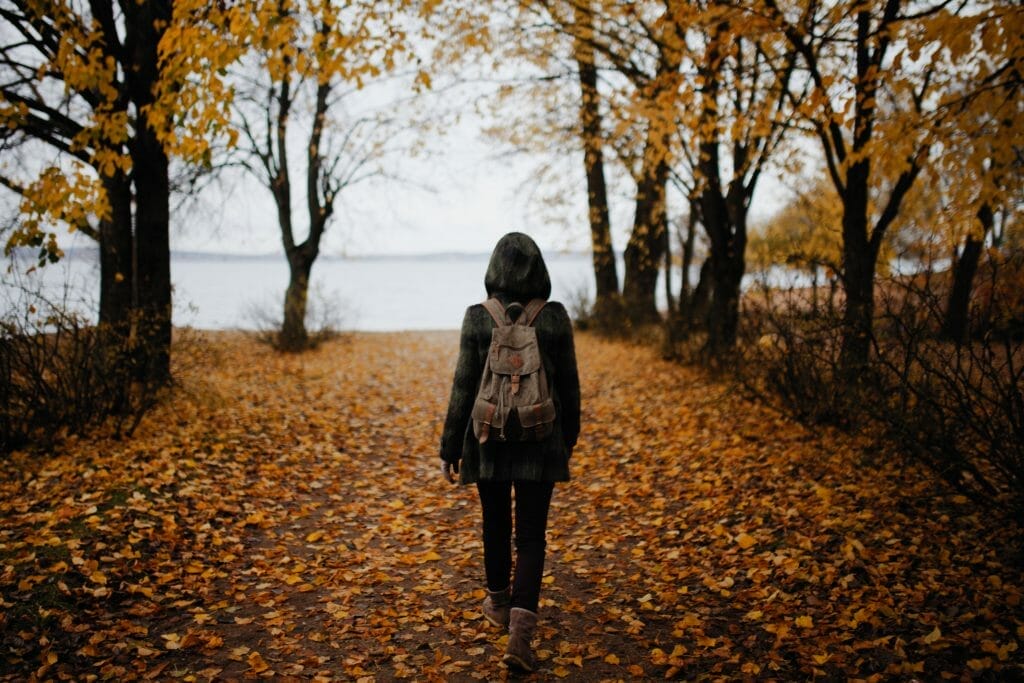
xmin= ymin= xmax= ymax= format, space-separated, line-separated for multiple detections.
xmin=244 ymin=283 xmax=352 ymax=351
xmin=735 ymin=264 xmax=1024 ymax=515
xmin=869 ymin=273 xmax=1023 ymax=512
xmin=564 ymin=277 xmax=595 ymax=326
xmin=0 ymin=282 xmax=154 ymax=453
xmin=738 ymin=285 xmax=857 ymax=425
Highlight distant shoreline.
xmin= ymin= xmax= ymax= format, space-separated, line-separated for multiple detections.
xmin=15 ymin=247 xmax=595 ymax=263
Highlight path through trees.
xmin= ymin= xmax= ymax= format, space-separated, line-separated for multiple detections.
xmin=1 ymin=332 xmax=1021 ymax=679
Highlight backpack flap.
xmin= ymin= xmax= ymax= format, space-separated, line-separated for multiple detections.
xmin=517 ymin=398 xmax=555 ymax=440
xmin=472 ymin=396 xmax=503 ymax=444
xmin=488 ymin=328 xmax=542 ymax=375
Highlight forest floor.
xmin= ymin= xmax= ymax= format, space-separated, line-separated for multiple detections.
xmin=1 ymin=330 xmax=1022 ymax=682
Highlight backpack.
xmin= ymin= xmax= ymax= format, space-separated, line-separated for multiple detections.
xmin=471 ymin=297 xmax=556 ymax=444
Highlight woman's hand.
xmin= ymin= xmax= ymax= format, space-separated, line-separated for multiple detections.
xmin=441 ymin=460 xmax=459 ymax=484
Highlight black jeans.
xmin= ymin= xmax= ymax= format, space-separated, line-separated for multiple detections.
xmin=476 ymin=480 xmax=554 ymax=613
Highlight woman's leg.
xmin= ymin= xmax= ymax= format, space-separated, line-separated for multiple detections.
xmin=476 ymin=481 xmax=513 ymax=592
xmin=510 ymin=480 xmax=555 ymax=612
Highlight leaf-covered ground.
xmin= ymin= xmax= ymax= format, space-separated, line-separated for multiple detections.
xmin=1 ymin=331 xmax=1022 ymax=681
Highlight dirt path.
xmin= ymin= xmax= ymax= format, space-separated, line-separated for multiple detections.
xmin=1 ymin=331 xmax=1022 ymax=681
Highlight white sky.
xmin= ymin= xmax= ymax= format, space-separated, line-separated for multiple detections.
xmin=170 ymin=103 xmax=791 ymax=259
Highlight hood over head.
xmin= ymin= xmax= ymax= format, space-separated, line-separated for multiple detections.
xmin=484 ymin=232 xmax=552 ymax=301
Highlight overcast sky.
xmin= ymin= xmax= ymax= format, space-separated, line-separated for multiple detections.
xmin=166 ymin=73 xmax=793 ymax=259
xmin=170 ymin=124 xmax=791 ymax=259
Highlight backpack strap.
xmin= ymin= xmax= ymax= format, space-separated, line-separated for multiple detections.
xmin=481 ymin=298 xmax=508 ymax=327
xmin=523 ymin=299 xmax=547 ymax=326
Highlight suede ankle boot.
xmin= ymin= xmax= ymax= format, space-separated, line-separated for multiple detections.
xmin=503 ymin=607 xmax=539 ymax=672
xmin=482 ymin=587 xmax=511 ymax=629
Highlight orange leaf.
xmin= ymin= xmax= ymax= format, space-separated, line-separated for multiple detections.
xmin=248 ymin=651 xmax=270 ymax=673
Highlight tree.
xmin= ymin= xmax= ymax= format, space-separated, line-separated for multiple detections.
xmin=511 ymin=1 xmax=679 ymax=326
xmin=459 ymin=1 xmax=627 ymax=324
xmin=232 ymin=0 xmax=412 ymax=351
xmin=748 ymin=178 xmax=845 ymax=312
xmin=760 ymin=0 xmax=1016 ymax=377
xmin=1 ymin=0 xmax=246 ymax=384
xmin=684 ymin=6 xmax=799 ymax=355
xmin=570 ymin=3 xmax=620 ymax=321
xmin=935 ymin=41 xmax=1024 ymax=342
xmin=593 ymin=4 xmax=680 ymax=326
xmin=532 ymin=2 xmax=800 ymax=343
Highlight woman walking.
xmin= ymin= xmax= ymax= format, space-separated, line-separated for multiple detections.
xmin=440 ymin=232 xmax=580 ymax=672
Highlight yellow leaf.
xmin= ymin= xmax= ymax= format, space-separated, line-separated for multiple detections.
xmin=89 ymin=571 xmax=107 ymax=585
xmin=422 ymin=551 xmax=441 ymax=562
xmin=553 ymin=667 xmax=570 ymax=678
xmin=306 ymin=530 xmax=324 ymax=543
xmin=604 ymin=654 xmax=620 ymax=665
xmin=795 ymin=615 xmax=813 ymax=629
xmin=922 ymin=626 xmax=941 ymax=644
xmin=735 ymin=532 xmax=756 ymax=549
xmin=162 ymin=632 xmax=181 ymax=650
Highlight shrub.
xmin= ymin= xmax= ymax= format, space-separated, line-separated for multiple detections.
xmin=0 ymin=283 xmax=153 ymax=453
xmin=735 ymin=270 xmax=1024 ymax=515
xmin=244 ymin=283 xmax=351 ymax=352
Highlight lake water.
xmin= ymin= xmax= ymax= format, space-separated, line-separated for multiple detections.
xmin=4 ymin=251 xmax=811 ymax=331
xmin=4 ymin=251 xmax=628 ymax=331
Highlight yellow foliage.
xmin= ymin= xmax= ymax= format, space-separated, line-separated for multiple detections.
xmin=748 ymin=178 xmax=843 ymax=274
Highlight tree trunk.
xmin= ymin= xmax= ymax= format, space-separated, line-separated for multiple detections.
xmin=131 ymin=131 xmax=172 ymax=385
xmin=838 ymin=159 xmax=877 ymax=378
xmin=693 ymin=30 xmax=751 ymax=359
xmin=98 ymin=173 xmax=133 ymax=331
xmin=677 ymin=208 xmax=697 ymax=317
xmin=275 ymin=74 xmax=332 ymax=352
xmin=622 ymin=133 xmax=668 ymax=326
xmin=811 ymin=267 xmax=819 ymax=312
xmin=125 ymin=0 xmax=173 ymax=386
xmin=689 ymin=257 xmax=713 ymax=330
xmin=699 ymin=161 xmax=747 ymax=357
xmin=664 ymin=225 xmax=674 ymax=314
xmin=668 ymin=210 xmax=700 ymax=346
xmin=573 ymin=22 xmax=619 ymax=321
xmin=943 ymin=205 xmax=990 ymax=344
xmin=704 ymin=201 xmax=745 ymax=358
xmin=828 ymin=275 xmax=838 ymax=317
xmin=280 ymin=250 xmax=314 ymax=351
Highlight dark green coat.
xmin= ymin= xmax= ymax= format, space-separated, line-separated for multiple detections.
xmin=440 ymin=233 xmax=581 ymax=484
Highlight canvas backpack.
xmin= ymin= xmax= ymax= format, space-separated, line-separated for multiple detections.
xmin=471 ymin=298 xmax=556 ymax=444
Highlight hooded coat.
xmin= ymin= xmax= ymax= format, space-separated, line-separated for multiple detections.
xmin=440 ymin=233 xmax=581 ymax=483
